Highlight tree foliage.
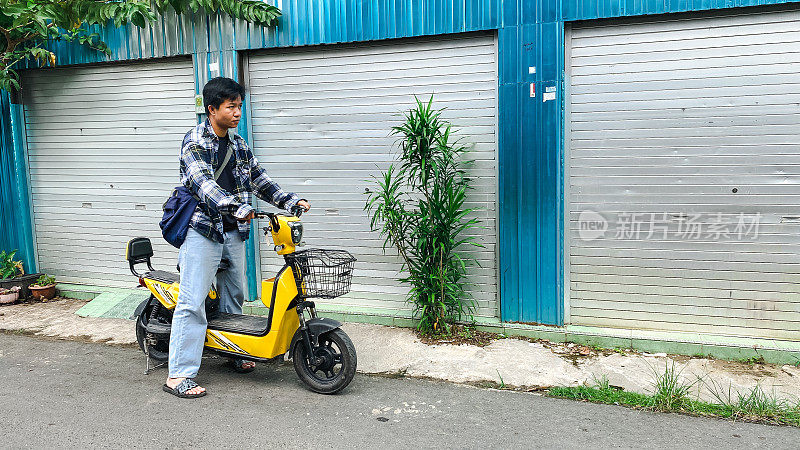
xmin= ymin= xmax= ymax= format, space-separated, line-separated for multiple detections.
xmin=366 ymin=97 xmax=481 ymax=335
xmin=0 ymin=0 xmax=281 ymax=91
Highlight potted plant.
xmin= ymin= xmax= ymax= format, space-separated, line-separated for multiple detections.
xmin=0 ymin=286 xmax=20 ymax=305
xmin=0 ymin=250 xmax=43 ymax=299
xmin=29 ymin=274 xmax=57 ymax=301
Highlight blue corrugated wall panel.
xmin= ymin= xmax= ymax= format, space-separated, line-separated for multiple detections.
xmin=0 ymin=92 xmax=36 ymax=274
xmin=14 ymin=0 xmax=798 ymax=82
xmin=497 ymin=0 xmax=800 ymax=324
xmin=3 ymin=0 xmax=800 ymax=322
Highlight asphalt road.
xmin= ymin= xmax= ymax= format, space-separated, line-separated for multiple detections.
xmin=0 ymin=333 xmax=797 ymax=449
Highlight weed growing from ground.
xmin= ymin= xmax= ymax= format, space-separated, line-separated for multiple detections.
xmin=649 ymin=361 xmax=699 ymax=411
xmin=699 ymin=378 xmax=800 ymax=425
xmin=592 ymin=374 xmax=610 ymax=390
xmin=457 ymin=326 xmax=475 ymax=340
xmin=736 ymin=356 xmax=766 ymax=365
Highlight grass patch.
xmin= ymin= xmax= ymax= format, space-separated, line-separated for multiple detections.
xmin=548 ymin=384 xmax=652 ymax=409
xmin=547 ymin=367 xmax=800 ymax=427
xmin=700 ymin=378 xmax=800 ymax=426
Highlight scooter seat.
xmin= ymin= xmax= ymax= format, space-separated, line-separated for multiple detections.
xmin=208 ymin=312 xmax=270 ymax=336
xmin=144 ymin=270 xmax=179 ymax=284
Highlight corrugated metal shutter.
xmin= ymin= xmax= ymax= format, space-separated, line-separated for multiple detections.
xmin=24 ymin=58 xmax=196 ymax=286
xmin=566 ymin=9 xmax=800 ymax=340
xmin=247 ymin=33 xmax=498 ymax=319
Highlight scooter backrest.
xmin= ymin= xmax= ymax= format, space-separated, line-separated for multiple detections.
xmin=126 ymin=237 xmax=153 ymax=263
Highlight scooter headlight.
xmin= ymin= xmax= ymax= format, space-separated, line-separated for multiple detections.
xmin=289 ymin=221 xmax=303 ymax=245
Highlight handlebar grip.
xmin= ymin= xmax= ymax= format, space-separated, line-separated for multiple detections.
xmin=291 ymin=205 xmax=305 ymax=218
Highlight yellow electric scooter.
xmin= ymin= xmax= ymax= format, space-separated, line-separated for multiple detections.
xmin=125 ymin=207 xmax=357 ymax=394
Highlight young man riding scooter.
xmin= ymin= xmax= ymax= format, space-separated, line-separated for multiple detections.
xmin=164 ymin=77 xmax=310 ymax=398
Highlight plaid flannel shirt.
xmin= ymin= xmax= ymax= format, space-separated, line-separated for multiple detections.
xmin=180 ymin=120 xmax=300 ymax=243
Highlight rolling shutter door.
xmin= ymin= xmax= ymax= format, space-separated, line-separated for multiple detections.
xmin=24 ymin=58 xmax=196 ymax=287
xmin=566 ymin=9 xmax=800 ymax=340
xmin=247 ymin=33 xmax=498 ymax=319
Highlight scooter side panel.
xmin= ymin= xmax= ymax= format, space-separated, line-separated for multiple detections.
xmin=204 ymin=267 xmax=300 ymax=359
xmin=144 ymin=279 xmax=179 ymax=309
xmin=145 ymin=278 xmax=219 ymax=311
xmin=261 ymin=277 xmax=275 ymax=308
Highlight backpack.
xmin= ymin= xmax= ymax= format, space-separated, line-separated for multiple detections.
xmin=160 ymin=144 xmax=233 ymax=248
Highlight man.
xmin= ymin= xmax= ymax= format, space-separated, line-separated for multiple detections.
xmin=163 ymin=77 xmax=310 ymax=398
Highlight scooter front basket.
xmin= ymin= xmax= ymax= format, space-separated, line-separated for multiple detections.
xmin=286 ymin=249 xmax=356 ymax=299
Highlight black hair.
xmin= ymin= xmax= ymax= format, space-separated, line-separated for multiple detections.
xmin=203 ymin=77 xmax=245 ymax=114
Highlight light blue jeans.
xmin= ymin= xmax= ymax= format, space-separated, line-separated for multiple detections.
xmin=168 ymin=227 xmax=247 ymax=378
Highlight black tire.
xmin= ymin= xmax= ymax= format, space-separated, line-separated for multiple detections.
xmin=293 ymin=328 xmax=356 ymax=394
xmin=135 ymin=299 xmax=170 ymax=362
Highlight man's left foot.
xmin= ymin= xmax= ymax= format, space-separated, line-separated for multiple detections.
xmin=230 ymin=358 xmax=255 ymax=373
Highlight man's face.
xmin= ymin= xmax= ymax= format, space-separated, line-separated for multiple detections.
xmin=208 ymin=96 xmax=242 ymax=130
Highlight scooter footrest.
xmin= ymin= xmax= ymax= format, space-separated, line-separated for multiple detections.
xmin=208 ymin=312 xmax=269 ymax=336
xmin=144 ymin=321 xmax=172 ymax=336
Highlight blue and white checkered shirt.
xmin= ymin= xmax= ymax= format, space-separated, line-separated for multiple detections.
xmin=180 ymin=120 xmax=300 ymax=243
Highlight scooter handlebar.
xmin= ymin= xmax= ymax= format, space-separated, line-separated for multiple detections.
xmin=253 ymin=204 xmax=307 ymax=220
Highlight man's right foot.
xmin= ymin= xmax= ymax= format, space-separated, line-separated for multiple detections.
xmin=164 ymin=377 xmax=206 ymax=397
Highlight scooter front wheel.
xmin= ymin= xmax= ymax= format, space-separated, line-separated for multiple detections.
xmin=293 ymin=328 xmax=356 ymax=394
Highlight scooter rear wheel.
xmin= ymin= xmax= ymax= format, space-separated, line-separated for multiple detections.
xmin=136 ymin=299 xmax=170 ymax=362
xmin=293 ymin=328 xmax=356 ymax=394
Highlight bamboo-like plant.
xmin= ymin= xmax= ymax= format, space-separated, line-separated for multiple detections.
xmin=366 ymin=96 xmax=481 ymax=334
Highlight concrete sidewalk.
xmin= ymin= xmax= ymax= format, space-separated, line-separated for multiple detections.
xmin=1 ymin=297 xmax=799 ymax=404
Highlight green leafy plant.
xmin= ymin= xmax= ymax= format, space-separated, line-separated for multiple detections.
xmin=32 ymin=273 xmax=55 ymax=287
xmin=0 ymin=0 xmax=282 ymax=91
xmin=0 ymin=249 xmax=24 ymax=279
xmin=366 ymin=96 xmax=481 ymax=335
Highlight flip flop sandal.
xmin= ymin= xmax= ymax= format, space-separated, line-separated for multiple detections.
xmin=230 ymin=358 xmax=256 ymax=373
xmin=162 ymin=378 xmax=207 ymax=399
